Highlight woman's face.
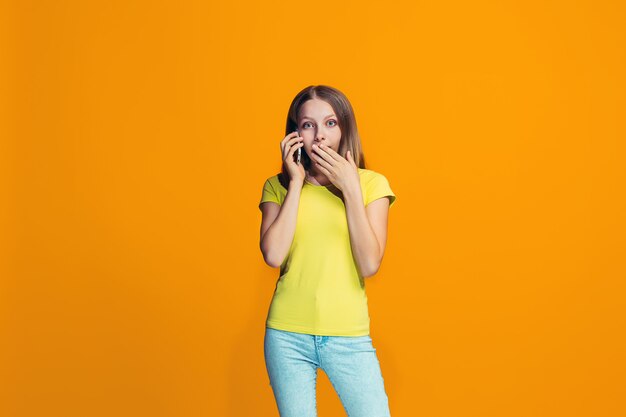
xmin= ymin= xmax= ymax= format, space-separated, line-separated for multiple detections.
xmin=297 ymin=99 xmax=342 ymax=167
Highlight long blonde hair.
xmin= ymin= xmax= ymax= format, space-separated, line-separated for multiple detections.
xmin=278 ymin=85 xmax=368 ymax=189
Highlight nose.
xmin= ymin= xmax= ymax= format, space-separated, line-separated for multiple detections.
xmin=314 ymin=128 xmax=326 ymax=143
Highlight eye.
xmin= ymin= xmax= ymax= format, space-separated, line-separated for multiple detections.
xmin=302 ymin=120 xmax=337 ymax=128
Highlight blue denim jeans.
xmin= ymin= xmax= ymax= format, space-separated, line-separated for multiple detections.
xmin=264 ymin=327 xmax=392 ymax=417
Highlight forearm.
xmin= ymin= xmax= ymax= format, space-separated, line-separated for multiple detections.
xmin=261 ymin=181 xmax=303 ymax=268
xmin=343 ymin=187 xmax=381 ymax=278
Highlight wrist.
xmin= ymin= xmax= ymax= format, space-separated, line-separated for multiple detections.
xmin=342 ymin=184 xmax=363 ymax=203
xmin=289 ymin=179 xmax=304 ymax=190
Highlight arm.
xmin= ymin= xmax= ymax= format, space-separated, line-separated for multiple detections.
xmin=343 ymin=187 xmax=391 ymax=278
xmin=259 ymin=181 xmax=303 ymax=268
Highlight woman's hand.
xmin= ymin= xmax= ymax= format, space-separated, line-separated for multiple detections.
xmin=281 ymin=131 xmax=305 ymax=185
xmin=310 ymin=144 xmax=360 ymax=193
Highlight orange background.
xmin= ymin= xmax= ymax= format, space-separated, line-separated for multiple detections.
xmin=2 ymin=1 xmax=625 ymax=416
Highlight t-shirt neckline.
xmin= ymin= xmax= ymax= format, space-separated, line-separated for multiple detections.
xmin=304 ymin=178 xmax=335 ymax=188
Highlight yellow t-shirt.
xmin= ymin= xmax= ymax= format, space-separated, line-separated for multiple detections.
xmin=258 ymin=168 xmax=396 ymax=336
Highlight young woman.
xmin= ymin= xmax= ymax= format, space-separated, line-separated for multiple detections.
xmin=258 ymin=85 xmax=396 ymax=417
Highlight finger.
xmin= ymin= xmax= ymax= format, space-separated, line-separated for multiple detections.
xmin=348 ymin=151 xmax=359 ymax=169
xmin=311 ymin=149 xmax=333 ymax=171
xmin=312 ymin=144 xmax=332 ymax=161
xmin=290 ymin=141 xmax=303 ymax=153
xmin=288 ymin=142 xmax=304 ymax=159
xmin=281 ymin=131 xmax=300 ymax=146
xmin=315 ymin=160 xmax=331 ymax=176
xmin=284 ymin=136 xmax=303 ymax=154
xmin=287 ymin=137 xmax=302 ymax=148
xmin=315 ymin=146 xmax=345 ymax=169
xmin=316 ymin=144 xmax=341 ymax=161
xmin=311 ymin=146 xmax=330 ymax=165
xmin=347 ymin=150 xmax=356 ymax=166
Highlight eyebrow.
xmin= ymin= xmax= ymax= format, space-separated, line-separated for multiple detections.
xmin=301 ymin=114 xmax=336 ymax=121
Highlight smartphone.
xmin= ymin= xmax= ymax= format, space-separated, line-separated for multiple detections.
xmin=294 ymin=129 xmax=302 ymax=164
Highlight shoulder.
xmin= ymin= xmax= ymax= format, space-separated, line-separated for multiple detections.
xmin=259 ymin=173 xmax=288 ymax=209
xmin=358 ymin=168 xmax=387 ymax=184
xmin=260 ymin=173 xmax=290 ymax=203
xmin=358 ymin=168 xmax=396 ymax=207
xmin=263 ymin=173 xmax=288 ymax=190
xmin=264 ymin=173 xmax=280 ymax=186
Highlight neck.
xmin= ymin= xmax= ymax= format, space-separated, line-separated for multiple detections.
xmin=306 ymin=170 xmax=330 ymax=185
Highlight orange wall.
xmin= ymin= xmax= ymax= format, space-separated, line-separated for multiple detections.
xmin=2 ymin=1 xmax=625 ymax=416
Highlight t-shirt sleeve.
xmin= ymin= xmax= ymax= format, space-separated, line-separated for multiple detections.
xmin=259 ymin=178 xmax=281 ymax=210
xmin=365 ymin=173 xmax=397 ymax=208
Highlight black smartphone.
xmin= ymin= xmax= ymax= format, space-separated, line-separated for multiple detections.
xmin=293 ymin=129 xmax=302 ymax=164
